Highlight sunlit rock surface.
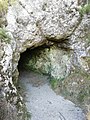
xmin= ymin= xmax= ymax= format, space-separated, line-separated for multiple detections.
xmin=0 ymin=0 xmax=90 ymax=120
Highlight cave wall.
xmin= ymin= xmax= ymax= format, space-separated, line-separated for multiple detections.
xmin=20 ymin=45 xmax=72 ymax=79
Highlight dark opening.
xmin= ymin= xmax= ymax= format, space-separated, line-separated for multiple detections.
xmin=18 ymin=44 xmax=51 ymax=73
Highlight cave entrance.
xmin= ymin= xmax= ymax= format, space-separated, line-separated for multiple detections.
xmin=18 ymin=44 xmax=50 ymax=74
xmin=17 ymin=46 xmax=85 ymax=120
xmin=17 ymin=46 xmax=50 ymax=120
xmin=18 ymin=45 xmax=50 ymax=88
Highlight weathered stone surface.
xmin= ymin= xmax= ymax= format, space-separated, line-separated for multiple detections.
xmin=7 ymin=0 xmax=80 ymax=43
xmin=69 ymin=14 xmax=90 ymax=72
xmin=5 ymin=0 xmax=90 ymax=78
xmin=55 ymin=70 xmax=90 ymax=112
xmin=0 ymin=0 xmax=90 ymax=119
xmin=5 ymin=0 xmax=85 ymax=85
xmin=0 ymin=32 xmax=27 ymax=120
xmin=0 ymin=91 xmax=17 ymax=120
xmin=0 ymin=41 xmax=18 ymax=120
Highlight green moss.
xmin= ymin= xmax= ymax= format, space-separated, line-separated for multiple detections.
xmin=50 ymin=78 xmax=64 ymax=89
xmin=0 ymin=28 xmax=11 ymax=43
xmin=50 ymin=76 xmax=65 ymax=89
xmin=79 ymin=4 xmax=90 ymax=16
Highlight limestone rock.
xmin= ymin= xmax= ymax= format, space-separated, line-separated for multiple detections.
xmin=0 ymin=0 xmax=90 ymax=119
xmin=70 ymin=14 xmax=90 ymax=72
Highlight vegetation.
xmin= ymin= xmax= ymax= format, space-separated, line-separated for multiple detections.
xmin=50 ymin=79 xmax=58 ymax=89
xmin=0 ymin=0 xmax=16 ymax=16
xmin=79 ymin=4 xmax=90 ymax=16
xmin=0 ymin=28 xmax=11 ymax=43
xmin=50 ymin=77 xmax=65 ymax=89
xmin=0 ymin=0 xmax=8 ymax=15
xmin=55 ymin=69 xmax=90 ymax=108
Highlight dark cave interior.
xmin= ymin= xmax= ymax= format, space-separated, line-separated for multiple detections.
xmin=18 ymin=44 xmax=51 ymax=72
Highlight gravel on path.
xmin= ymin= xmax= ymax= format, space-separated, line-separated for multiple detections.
xmin=19 ymin=71 xmax=86 ymax=120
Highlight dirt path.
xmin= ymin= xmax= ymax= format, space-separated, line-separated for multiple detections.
xmin=19 ymin=71 xmax=86 ymax=120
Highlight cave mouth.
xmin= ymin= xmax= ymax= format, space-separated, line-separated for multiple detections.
xmin=17 ymin=45 xmax=86 ymax=120
xmin=18 ymin=44 xmax=50 ymax=73
xmin=17 ymin=44 xmax=51 ymax=89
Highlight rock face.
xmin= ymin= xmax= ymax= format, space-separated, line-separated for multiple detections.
xmin=0 ymin=0 xmax=90 ymax=119
xmin=55 ymin=70 xmax=90 ymax=110
xmin=0 ymin=91 xmax=17 ymax=120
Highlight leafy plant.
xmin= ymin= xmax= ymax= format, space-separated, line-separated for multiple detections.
xmin=0 ymin=28 xmax=11 ymax=43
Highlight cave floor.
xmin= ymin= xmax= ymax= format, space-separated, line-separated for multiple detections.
xmin=19 ymin=70 xmax=86 ymax=120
